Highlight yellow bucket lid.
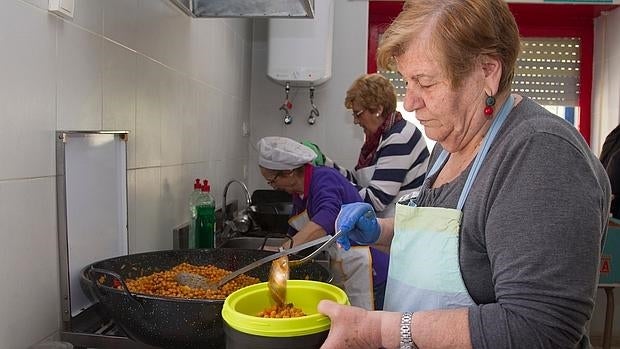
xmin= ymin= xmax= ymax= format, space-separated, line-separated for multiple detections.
xmin=222 ymin=280 xmax=349 ymax=337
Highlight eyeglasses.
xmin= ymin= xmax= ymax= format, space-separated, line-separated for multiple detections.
xmin=266 ymin=172 xmax=282 ymax=186
xmin=352 ymin=109 xmax=364 ymax=118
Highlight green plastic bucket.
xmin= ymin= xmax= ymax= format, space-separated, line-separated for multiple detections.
xmin=222 ymin=280 xmax=349 ymax=349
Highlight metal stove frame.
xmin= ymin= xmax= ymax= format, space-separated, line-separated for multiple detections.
xmin=60 ymin=304 xmax=158 ymax=349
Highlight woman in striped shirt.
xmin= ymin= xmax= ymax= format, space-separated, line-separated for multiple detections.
xmin=324 ymin=73 xmax=430 ymax=218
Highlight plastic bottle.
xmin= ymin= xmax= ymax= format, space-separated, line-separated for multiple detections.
xmin=189 ymin=178 xmax=203 ymax=216
xmin=188 ymin=178 xmax=203 ymax=248
xmin=195 ymin=179 xmax=216 ymax=248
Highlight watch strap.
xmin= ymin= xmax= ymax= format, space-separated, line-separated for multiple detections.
xmin=400 ymin=312 xmax=417 ymax=349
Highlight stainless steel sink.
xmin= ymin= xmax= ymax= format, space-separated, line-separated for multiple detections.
xmin=218 ymin=236 xmax=291 ymax=249
xmin=218 ymin=235 xmax=330 ymax=270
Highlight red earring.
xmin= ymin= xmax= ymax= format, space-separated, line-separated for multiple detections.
xmin=484 ymin=95 xmax=496 ymax=117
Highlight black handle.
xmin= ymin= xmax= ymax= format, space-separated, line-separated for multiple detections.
xmin=87 ymin=267 xmax=143 ymax=307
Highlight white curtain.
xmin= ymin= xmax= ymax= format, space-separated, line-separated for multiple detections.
xmin=592 ymin=7 xmax=620 ymax=155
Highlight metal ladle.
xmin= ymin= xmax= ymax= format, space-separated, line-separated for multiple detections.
xmin=268 ymin=230 xmax=344 ymax=305
xmin=175 ymin=235 xmax=332 ymax=291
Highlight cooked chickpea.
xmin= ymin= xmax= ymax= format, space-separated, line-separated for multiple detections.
xmin=121 ymin=262 xmax=260 ymax=300
xmin=257 ymin=303 xmax=306 ymax=318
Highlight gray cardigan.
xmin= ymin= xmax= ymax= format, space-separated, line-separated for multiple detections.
xmin=416 ymin=97 xmax=610 ymax=348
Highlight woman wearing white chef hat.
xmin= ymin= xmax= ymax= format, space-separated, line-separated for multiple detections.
xmin=257 ymin=136 xmax=389 ymax=310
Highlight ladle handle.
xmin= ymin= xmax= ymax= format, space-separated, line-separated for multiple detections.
xmin=289 ymin=229 xmax=344 ymax=267
xmin=215 ymin=234 xmax=332 ymax=288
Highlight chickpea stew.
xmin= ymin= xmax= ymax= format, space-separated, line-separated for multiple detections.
xmin=257 ymin=303 xmax=306 ymax=318
xmin=121 ymin=262 xmax=260 ymax=300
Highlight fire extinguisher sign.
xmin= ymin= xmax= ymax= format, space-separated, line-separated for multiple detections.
xmin=601 ymin=255 xmax=611 ymax=274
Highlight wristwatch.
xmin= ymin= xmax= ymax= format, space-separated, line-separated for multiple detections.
xmin=400 ymin=312 xmax=418 ymax=349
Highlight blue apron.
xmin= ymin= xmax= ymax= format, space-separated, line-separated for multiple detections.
xmin=383 ymin=96 xmax=515 ymax=311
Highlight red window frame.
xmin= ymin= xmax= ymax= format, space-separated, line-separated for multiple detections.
xmin=368 ymin=2 xmax=619 ymax=145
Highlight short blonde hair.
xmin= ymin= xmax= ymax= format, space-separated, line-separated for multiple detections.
xmin=377 ymin=0 xmax=520 ymax=95
xmin=344 ymin=73 xmax=397 ymax=117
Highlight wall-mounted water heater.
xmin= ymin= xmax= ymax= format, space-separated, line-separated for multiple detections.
xmin=267 ymin=0 xmax=334 ymax=87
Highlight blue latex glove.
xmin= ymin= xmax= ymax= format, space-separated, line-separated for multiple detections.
xmin=335 ymin=203 xmax=380 ymax=250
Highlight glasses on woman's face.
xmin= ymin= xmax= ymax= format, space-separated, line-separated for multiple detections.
xmin=352 ymin=109 xmax=364 ymax=119
xmin=266 ymin=172 xmax=282 ymax=186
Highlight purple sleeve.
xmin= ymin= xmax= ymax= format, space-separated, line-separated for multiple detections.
xmin=308 ymin=170 xmax=361 ymax=235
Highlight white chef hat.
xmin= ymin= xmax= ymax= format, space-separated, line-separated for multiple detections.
xmin=257 ymin=136 xmax=317 ymax=170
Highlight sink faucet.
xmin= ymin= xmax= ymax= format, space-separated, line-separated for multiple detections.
xmin=222 ymin=179 xmax=252 ymax=234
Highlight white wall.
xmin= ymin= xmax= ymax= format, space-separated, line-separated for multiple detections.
xmin=0 ymin=0 xmax=252 ymax=347
xmin=247 ymin=0 xmax=369 ymax=190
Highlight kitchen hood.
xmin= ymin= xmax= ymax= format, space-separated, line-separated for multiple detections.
xmin=169 ymin=0 xmax=315 ymax=18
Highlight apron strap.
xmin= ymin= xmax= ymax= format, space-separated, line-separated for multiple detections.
xmin=457 ymin=96 xmax=514 ymax=209
xmin=423 ymin=96 xmax=515 ymax=210
xmin=427 ymin=151 xmax=450 ymax=178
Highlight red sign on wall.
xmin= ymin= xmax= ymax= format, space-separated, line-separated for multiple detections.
xmin=601 ymin=256 xmax=611 ymax=274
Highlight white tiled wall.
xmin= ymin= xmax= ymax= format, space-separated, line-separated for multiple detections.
xmin=0 ymin=178 xmax=58 ymax=348
xmin=0 ymin=0 xmax=252 ymax=347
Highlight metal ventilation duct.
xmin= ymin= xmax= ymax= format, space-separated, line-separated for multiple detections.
xmin=169 ymin=0 xmax=315 ymax=18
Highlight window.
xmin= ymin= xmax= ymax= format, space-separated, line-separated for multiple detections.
xmin=514 ymin=37 xmax=581 ymax=128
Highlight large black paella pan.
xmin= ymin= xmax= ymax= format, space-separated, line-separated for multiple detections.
xmin=80 ymin=248 xmax=332 ymax=349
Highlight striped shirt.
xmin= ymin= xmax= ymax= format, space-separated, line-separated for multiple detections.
xmin=326 ymin=119 xmax=430 ymax=216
